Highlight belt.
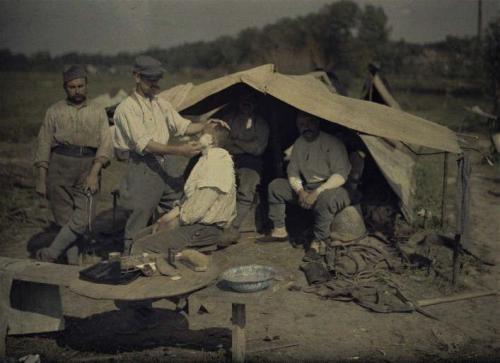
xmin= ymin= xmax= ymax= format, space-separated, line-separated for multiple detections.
xmin=53 ymin=144 xmax=97 ymax=157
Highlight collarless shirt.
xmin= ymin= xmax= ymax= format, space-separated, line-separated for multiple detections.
xmin=112 ymin=91 xmax=191 ymax=155
xmin=34 ymin=99 xmax=112 ymax=167
xmin=287 ymin=131 xmax=351 ymax=185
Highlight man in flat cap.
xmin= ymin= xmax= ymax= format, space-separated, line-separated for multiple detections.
xmin=35 ymin=64 xmax=113 ymax=264
xmin=113 ymin=55 xmax=220 ymax=255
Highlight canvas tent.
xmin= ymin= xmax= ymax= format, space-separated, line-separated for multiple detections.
xmin=159 ymin=64 xmax=460 ymax=221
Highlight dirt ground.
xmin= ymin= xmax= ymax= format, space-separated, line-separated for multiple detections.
xmin=1 ymin=135 xmax=499 ymax=363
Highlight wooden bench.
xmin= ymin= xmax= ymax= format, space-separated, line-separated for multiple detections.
xmin=0 ymin=257 xmax=82 ymax=358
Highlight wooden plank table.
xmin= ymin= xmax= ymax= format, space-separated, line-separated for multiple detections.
xmin=69 ymin=256 xmax=219 ymax=301
xmin=1 ymin=255 xmax=282 ymax=362
xmin=0 ymin=256 xmax=218 ymax=358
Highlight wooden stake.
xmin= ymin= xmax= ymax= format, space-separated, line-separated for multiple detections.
xmin=232 ymin=303 xmax=246 ymax=363
xmin=418 ymin=290 xmax=497 ymax=307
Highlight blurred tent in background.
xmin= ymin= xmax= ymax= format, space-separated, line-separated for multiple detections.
xmin=361 ymin=63 xmax=401 ymax=110
xmin=91 ymin=88 xmax=128 ymax=109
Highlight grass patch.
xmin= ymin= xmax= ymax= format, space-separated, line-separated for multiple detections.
xmin=0 ymin=71 xmax=199 ymax=143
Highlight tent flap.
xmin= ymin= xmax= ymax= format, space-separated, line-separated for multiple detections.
xmin=361 ymin=135 xmax=417 ymax=222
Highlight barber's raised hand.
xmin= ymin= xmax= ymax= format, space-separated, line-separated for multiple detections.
xmin=178 ymin=141 xmax=202 ymax=157
xmin=207 ymin=118 xmax=231 ymax=130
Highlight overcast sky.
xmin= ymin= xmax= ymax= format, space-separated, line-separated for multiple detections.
xmin=0 ymin=0 xmax=499 ymax=56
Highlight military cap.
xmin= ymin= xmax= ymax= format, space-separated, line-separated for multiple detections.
xmin=133 ymin=55 xmax=165 ymax=79
xmin=63 ymin=65 xmax=87 ymax=83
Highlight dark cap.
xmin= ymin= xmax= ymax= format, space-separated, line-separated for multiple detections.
xmin=133 ymin=55 xmax=165 ymax=79
xmin=63 ymin=65 xmax=87 ymax=83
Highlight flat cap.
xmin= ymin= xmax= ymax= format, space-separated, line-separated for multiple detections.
xmin=63 ymin=65 xmax=87 ymax=83
xmin=133 ymin=55 xmax=165 ymax=79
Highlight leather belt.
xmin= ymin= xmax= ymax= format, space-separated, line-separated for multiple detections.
xmin=52 ymin=144 xmax=97 ymax=157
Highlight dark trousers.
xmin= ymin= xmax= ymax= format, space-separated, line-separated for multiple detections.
xmin=47 ymin=153 xmax=97 ymax=234
xmin=46 ymin=152 xmax=97 ymax=263
xmin=131 ymin=224 xmax=223 ymax=254
xmin=120 ymin=154 xmax=183 ymax=250
xmin=232 ymin=154 xmax=263 ymax=229
xmin=267 ymin=178 xmax=351 ymax=241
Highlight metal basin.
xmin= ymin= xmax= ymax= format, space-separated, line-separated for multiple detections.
xmin=221 ymin=265 xmax=276 ymax=293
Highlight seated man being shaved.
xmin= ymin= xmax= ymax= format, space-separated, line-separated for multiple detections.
xmin=131 ymin=121 xmax=236 ymax=254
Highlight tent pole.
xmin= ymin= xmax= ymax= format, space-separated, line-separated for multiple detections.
xmin=452 ymin=154 xmax=471 ymax=287
xmin=440 ymin=152 xmax=449 ymax=228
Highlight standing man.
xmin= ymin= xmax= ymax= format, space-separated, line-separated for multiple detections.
xmin=35 ymin=65 xmax=113 ymax=264
xmin=223 ymin=91 xmax=269 ymax=240
xmin=259 ymin=111 xmax=352 ymax=258
xmin=113 ymin=55 xmax=211 ymax=254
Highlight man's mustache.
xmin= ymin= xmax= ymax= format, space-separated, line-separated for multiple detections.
xmin=301 ymin=129 xmax=314 ymax=134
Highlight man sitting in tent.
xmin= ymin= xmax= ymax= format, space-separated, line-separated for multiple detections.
xmin=221 ymin=91 xmax=269 ymax=240
xmin=259 ymin=111 xmax=352 ymax=258
xmin=131 ymin=121 xmax=236 ymax=254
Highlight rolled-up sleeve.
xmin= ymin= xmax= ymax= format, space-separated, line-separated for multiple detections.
xmin=114 ymin=104 xmax=152 ymax=154
xmin=95 ymin=109 xmax=113 ymax=167
xmin=287 ymin=142 xmax=301 ymax=181
xmin=34 ymin=109 xmax=54 ymax=168
xmin=164 ymin=103 xmax=191 ymax=137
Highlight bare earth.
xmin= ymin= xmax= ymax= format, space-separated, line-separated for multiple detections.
xmin=1 ymin=136 xmax=499 ymax=363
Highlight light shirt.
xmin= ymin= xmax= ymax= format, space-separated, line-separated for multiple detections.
xmin=180 ymin=148 xmax=236 ymax=228
xmin=113 ymin=91 xmax=191 ymax=154
xmin=287 ymin=131 xmax=351 ymax=190
xmin=228 ymin=113 xmax=269 ymax=156
xmin=34 ymin=99 xmax=112 ymax=167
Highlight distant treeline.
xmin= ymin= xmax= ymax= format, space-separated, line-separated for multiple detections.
xmin=1 ymin=0 xmax=499 ymax=91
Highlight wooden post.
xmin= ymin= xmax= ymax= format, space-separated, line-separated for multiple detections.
xmin=452 ymin=234 xmax=461 ymax=286
xmin=441 ymin=152 xmax=449 ymax=228
xmin=0 ymin=272 xmax=14 ymax=359
xmin=453 ymin=154 xmax=471 ymax=287
xmin=231 ymin=303 xmax=246 ymax=363
xmin=111 ymin=190 xmax=119 ymax=240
